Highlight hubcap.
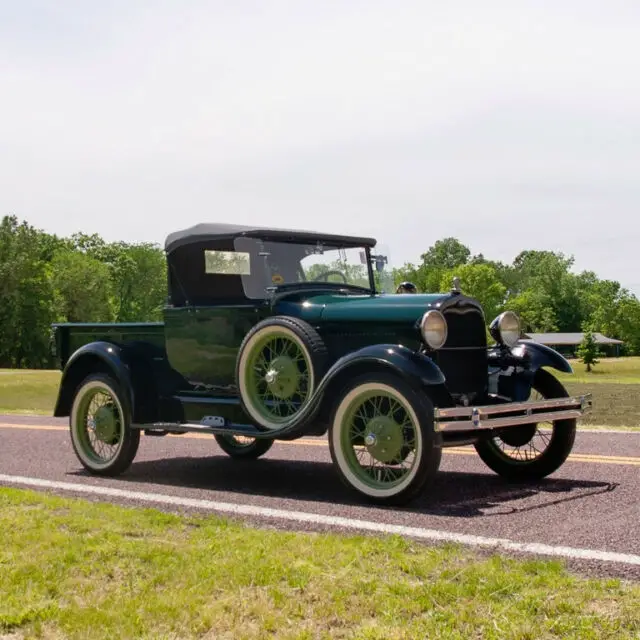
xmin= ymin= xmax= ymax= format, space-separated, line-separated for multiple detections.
xmin=338 ymin=385 xmax=420 ymax=491
xmin=93 ymin=405 xmax=119 ymax=444
xmin=363 ymin=416 xmax=404 ymax=463
xmin=264 ymin=355 xmax=299 ymax=399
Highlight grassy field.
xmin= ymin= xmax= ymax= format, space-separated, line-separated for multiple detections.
xmin=557 ymin=357 xmax=640 ymax=384
xmin=0 ymin=369 xmax=62 ymax=415
xmin=1 ymin=358 xmax=639 ymax=427
xmin=1 ymin=487 xmax=638 ymax=639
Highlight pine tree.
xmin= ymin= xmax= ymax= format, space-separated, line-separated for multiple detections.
xmin=577 ymin=329 xmax=599 ymax=372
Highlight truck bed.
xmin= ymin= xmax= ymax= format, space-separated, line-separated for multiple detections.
xmin=51 ymin=322 xmax=165 ymax=369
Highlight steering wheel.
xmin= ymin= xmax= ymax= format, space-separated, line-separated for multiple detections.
xmin=312 ymin=270 xmax=348 ymax=283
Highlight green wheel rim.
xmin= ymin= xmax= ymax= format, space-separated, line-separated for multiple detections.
xmin=340 ymin=388 xmax=419 ymax=490
xmin=74 ymin=386 xmax=124 ymax=466
xmin=243 ymin=329 xmax=312 ymax=424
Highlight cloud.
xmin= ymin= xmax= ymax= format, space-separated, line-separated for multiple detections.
xmin=1 ymin=1 xmax=638 ymax=293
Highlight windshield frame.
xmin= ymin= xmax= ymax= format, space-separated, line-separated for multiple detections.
xmin=232 ymin=236 xmax=378 ymax=299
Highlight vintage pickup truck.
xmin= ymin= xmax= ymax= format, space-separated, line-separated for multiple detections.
xmin=50 ymin=223 xmax=592 ymax=505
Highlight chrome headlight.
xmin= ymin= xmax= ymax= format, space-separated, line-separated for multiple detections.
xmin=489 ymin=311 xmax=521 ymax=348
xmin=420 ymin=310 xmax=448 ymax=350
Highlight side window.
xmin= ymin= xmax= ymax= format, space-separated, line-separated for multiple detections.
xmin=204 ymin=250 xmax=251 ymax=275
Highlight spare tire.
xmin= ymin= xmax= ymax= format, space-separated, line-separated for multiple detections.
xmin=236 ymin=316 xmax=328 ymax=430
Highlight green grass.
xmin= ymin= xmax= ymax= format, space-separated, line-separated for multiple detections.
xmin=1 ymin=488 xmax=638 ymax=639
xmin=556 ymin=357 xmax=640 ymax=384
xmin=551 ymin=358 xmax=640 ymax=428
xmin=1 ymin=359 xmax=640 ymax=428
xmin=0 ymin=369 xmax=61 ymax=415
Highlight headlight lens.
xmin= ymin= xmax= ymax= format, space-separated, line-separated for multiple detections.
xmin=420 ymin=310 xmax=448 ymax=350
xmin=490 ymin=311 xmax=521 ymax=347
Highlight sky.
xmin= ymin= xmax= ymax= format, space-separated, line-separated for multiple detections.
xmin=1 ymin=0 xmax=639 ymax=294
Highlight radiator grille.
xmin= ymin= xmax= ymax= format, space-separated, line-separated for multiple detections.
xmin=432 ymin=307 xmax=488 ymax=396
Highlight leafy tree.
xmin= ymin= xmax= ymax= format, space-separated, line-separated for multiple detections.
xmin=2 ymin=213 xmax=640 ymax=368
xmin=71 ymin=236 xmax=167 ymax=322
xmin=577 ymin=327 xmax=600 ymax=372
xmin=421 ymin=237 xmax=471 ymax=271
xmin=439 ymin=263 xmax=507 ymax=321
xmin=504 ymin=289 xmax=558 ymax=333
xmin=0 ymin=216 xmax=56 ymax=368
xmin=612 ymin=296 xmax=640 ymax=355
xmin=110 ymin=243 xmax=167 ymax=322
xmin=50 ymin=250 xmax=114 ymax=323
xmin=394 ymin=237 xmax=473 ymax=293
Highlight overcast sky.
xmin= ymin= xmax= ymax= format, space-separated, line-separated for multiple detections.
xmin=1 ymin=1 xmax=639 ymax=294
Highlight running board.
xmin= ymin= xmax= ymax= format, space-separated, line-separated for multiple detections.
xmin=132 ymin=416 xmax=271 ymax=439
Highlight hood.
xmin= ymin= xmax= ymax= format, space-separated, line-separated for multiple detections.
xmin=274 ymin=292 xmax=453 ymax=324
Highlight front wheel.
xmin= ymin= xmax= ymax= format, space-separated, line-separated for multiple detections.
xmin=214 ymin=434 xmax=274 ymax=459
xmin=329 ymin=372 xmax=441 ymax=505
xmin=474 ymin=369 xmax=577 ymax=481
xmin=69 ymin=373 xmax=140 ymax=476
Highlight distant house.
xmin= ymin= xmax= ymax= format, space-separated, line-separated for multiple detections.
xmin=522 ymin=332 xmax=624 ymax=357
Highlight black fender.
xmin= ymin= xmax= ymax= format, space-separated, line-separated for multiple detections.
xmin=517 ymin=340 xmax=573 ymax=373
xmin=252 ymin=344 xmax=452 ymax=438
xmin=322 ymin=343 xmax=446 ymax=390
xmin=487 ymin=340 xmax=572 ymax=401
xmin=53 ymin=342 xmax=138 ymax=418
xmin=313 ymin=344 xmax=453 ymax=428
xmin=512 ymin=340 xmax=573 ymax=374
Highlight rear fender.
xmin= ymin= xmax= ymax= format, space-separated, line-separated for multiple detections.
xmin=54 ymin=342 xmax=136 ymax=418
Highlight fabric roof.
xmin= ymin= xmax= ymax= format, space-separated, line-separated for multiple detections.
xmin=164 ymin=223 xmax=377 ymax=253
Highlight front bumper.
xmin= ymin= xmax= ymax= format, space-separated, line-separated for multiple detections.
xmin=434 ymin=394 xmax=593 ymax=432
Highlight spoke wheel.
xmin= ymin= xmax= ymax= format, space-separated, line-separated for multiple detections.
xmin=237 ymin=317 xmax=327 ymax=430
xmin=474 ymin=369 xmax=577 ymax=481
xmin=214 ymin=434 xmax=274 ymax=459
xmin=69 ymin=374 xmax=140 ymax=475
xmin=329 ymin=373 xmax=441 ymax=505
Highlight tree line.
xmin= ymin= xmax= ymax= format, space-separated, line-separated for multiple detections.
xmin=392 ymin=237 xmax=640 ymax=355
xmin=0 ymin=215 xmax=166 ymax=368
xmin=1 ymin=216 xmax=638 ymax=368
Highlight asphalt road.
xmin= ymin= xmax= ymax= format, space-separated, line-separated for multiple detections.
xmin=1 ymin=414 xmax=639 ymax=580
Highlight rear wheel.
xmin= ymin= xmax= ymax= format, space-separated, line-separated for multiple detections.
xmin=69 ymin=373 xmax=140 ymax=476
xmin=329 ymin=372 xmax=441 ymax=505
xmin=474 ymin=369 xmax=577 ymax=481
xmin=214 ymin=434 xmax=274 ymax=459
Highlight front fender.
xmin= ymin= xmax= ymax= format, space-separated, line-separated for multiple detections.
xmin=487 ymin=340 xmax=572 ymax=402
xmin=54 ymin=341 xmax=134 ymax=417
xmin=513 ymin=340 xmax=573 ymax=373
xmin=488 ymin=340 xmax=573 ymax=374
xmin=241 ymin=344 xmax=451 ymax=438
xmin=322 ymin=343 xmax=446 ymax=388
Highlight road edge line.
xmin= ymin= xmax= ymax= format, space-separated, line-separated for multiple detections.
xmin=1 ymin=473 xmax=639 ymax=567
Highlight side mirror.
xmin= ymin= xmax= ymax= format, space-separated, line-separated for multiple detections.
xmin=372 ymin=253 xmax=388 ymax=272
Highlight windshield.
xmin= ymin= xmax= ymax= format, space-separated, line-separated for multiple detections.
xmin=233 ymin=237 xmax=375 ymax=298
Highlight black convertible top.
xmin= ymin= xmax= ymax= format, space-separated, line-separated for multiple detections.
xmin=164 ymin=223 xmax=377 ymax=254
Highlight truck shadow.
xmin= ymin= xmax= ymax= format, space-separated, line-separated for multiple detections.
xmin=69 ymin=454 xmax=618 ymax=518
